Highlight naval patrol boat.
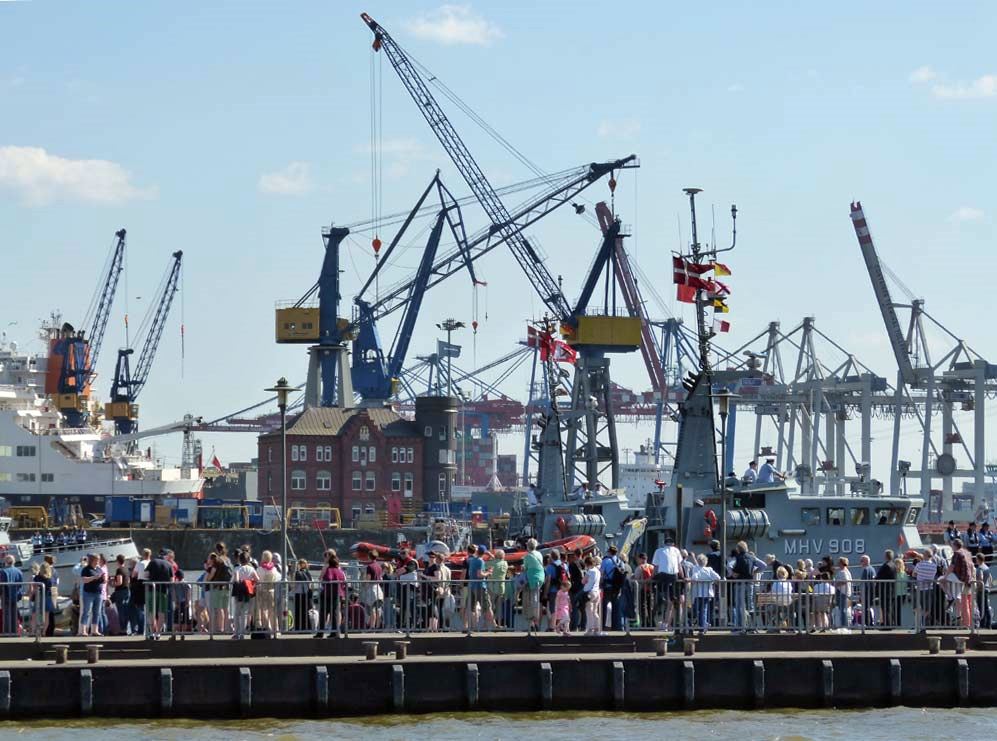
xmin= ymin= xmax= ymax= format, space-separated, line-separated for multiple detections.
xmin=643 ymin=370 xmax=925 ymax=563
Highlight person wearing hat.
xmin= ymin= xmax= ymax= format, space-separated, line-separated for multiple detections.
xmin=757 ymin=458 xmax=785 ymax=485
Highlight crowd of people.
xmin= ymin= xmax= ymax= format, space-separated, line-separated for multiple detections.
xmin=3 ymin=530 xmax=991 ymax=639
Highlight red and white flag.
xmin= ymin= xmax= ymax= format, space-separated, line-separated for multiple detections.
xmin=211 ymin=454 xmax=223 ymax=470
xmin=676 ymin=285 xmax=697 ymax=304
xmin=551 ymin=340 xmax=577 ymax=365
xmin=713 ymin=319 xmax=731 ymax=333
xmin=672 ymin=256 xmax=713 ymax=289
xmin=526 ymin=324 xmax=539 ymax=347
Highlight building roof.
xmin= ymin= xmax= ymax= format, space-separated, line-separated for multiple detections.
xmin=281 ymin=406 xmax=420 ymax=438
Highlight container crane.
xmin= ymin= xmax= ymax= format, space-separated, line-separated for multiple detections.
xmin=106 ymin=250 xmax=183 ymax=434
xmin=45 ymin=229 xmax=126 ymax=427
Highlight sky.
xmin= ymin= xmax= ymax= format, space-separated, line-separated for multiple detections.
xmin=1 ymin=1 xmax=994 ymax=488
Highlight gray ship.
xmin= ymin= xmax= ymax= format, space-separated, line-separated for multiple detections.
xmin=643 ymin=370 xmax=925 ymax=563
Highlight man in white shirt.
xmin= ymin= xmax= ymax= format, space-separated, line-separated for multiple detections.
xmin=526 ymin=484 xmax=539 ymax=507
xmin=651 ymin=537 xmax=684 ymax=630
xmin=742 ymin=460 xmax=758 ymax=484
xmin=757 ymin=458 xmax=785 ymax=485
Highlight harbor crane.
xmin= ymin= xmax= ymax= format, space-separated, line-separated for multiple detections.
xmin=47 ymin=229 xmax=126 ymax=427
xmin=106 ymin=250 xmax=183 ymax=434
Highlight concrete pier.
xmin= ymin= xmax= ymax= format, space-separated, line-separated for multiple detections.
xmin=0 ymin=633 xmax=993 ymax=718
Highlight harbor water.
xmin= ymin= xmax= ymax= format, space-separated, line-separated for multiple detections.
xmin=1 ymin=708 xmax=994 ymax=740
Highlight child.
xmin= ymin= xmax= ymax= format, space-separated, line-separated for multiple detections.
xmin=553 ymin=580 xmax=572 ymax=635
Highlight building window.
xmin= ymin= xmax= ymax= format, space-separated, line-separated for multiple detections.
xmin=404 ymin=473 xmax=413 ymax=496
xmin=41 ymin=473 xmax=54 ymax=483
xmin=15 ymin=446 xmax=36 ymax=457
xmin=268 ymin=447 xmax=272 ymax=463
xmin=324 ymin=445 xmax=332 ymax=462
xmin=316 ymin=470 xmax=332 ymax=491
xmin=352 ymin=445 xmax=359 ymax=463
xmin=365 ymin=471 xmax=376 ymax=491
xmin=424 ymin=426 xmax=432 ymax=438
xmin=368 ymin=446 xmax=376 ymax=463
xmin=407 ymin=448 xmax=414 ymax=464
xmin=438 ymin=472 xmax=447 ymax=494
xmin=364 ymin=503 xmax=375 ymax=515
xmin=391 ymin=447 xmax=398 ymax=463
xmin=439 ymin=426 xmax=447 ymax=441
xmin=267 ymin=472 xmax=272 ymax=494
xmin=298 ymin=444 xmax=307 ymax=462
xmin=352 ymin=471 xmax=362 ymax=491
xmin=439 ymin=449 xmax=455 ymax=465
xmin=291 ymin=445 xmax=299 ymax=462
xmin=360 ymin=447 xmax=368 ymax=465
xmin=359 ymin=425 xmax=370 ymax=441
xmin=391 ymin=472 xmax=401 ymax=492
xmin=291 ymin=469 xmax=306 ymax=490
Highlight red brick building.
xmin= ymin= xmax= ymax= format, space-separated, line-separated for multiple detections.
xmin=257 ymin=406 xmax=424 ymax=525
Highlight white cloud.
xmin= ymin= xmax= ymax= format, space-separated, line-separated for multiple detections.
xmin=949 ymin=206 xmax=984 ymax=223
xmin=0 ymin=145 xmax=155 ymax=206
xmin=932 ymin=74 xmax=997 ymax=100
xmin=909 ymin=65 xmax=937 ymax=83
xmin=910 ymin=66 xmax=996 ymax=99
xmin=258 ymin=161 xmax=312 ymax=196
xmin=597 ymin=119 xmax=641 ymax=140
xmin=407 ymin=5 xmax=503 ymax=46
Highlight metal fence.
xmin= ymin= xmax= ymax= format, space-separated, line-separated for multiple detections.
xmin=0 ymin=581 xmax=51 ymax=638
xmin=139 ymin=574 xmax=993 ymax=638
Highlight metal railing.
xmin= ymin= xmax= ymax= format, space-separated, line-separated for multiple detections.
xmin=137 ymin=574 xmax=994 ymax=639
xmin=0 ymin=582 xmax=51 ymax=637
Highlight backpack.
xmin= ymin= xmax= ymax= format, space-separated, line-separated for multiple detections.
xmin=609 ymin=559 xmax=627 ymax=591
xmin=554 ymin=562 xmax=568 ymax=587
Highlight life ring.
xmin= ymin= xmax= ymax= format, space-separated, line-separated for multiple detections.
xmin=705 ymin=509 xmax=718 ymax=532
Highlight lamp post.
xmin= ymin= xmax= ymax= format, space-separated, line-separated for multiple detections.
xmin=265 ymin=377 xmax=293 ymax=588
xmin=436 ymin=318 xmax=465 ymax=397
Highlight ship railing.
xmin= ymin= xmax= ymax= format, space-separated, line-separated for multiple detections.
xmin=137 ymin=574 xmax=992 ymax=639
xmin=628 ymin=576 xmax=988 ymax=635
xmin=30 ymin=537 xmax=135 ymax=556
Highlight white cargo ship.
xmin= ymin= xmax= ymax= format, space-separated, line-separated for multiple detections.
xmin=0 ymin=332 xmax=202 ymax=516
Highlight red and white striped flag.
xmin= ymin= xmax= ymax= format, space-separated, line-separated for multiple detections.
xmin=713 ymin=319 xmax=731 ymax=333
xmin=672 ymin=256 xmax=713 ymax=289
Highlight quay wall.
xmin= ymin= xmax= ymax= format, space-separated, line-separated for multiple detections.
xmin=0 ymin=651 xmax=994 ymax=718
xmin=12 ymin=527 xmax=424 ymax=567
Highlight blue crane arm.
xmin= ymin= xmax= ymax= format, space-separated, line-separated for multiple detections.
xmin=130 ymin=250 xmax=183 ymax=399
xmin=571 ymin=217 xmax=621 ymax=321
xmin=362 ymin=12 xmax=573 ymax=318
xmin=86 ymin=228 xmax=127 ymax=377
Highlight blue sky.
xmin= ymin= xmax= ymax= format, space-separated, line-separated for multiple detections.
xmin=1 ymin=1 xmax=994 ymax=482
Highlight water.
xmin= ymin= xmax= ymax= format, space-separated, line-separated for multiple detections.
xmin=0 ymin=708 xmax=993 ymax=740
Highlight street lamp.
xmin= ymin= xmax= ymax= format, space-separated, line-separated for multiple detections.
xmin=265 ymin=376 xmax=293 ymax=588
xmin=436 ymin=318 xmax=465 ymax=397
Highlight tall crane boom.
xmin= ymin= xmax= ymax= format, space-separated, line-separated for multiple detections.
xmin=84 ymin=228 xmax=127 ymax=380
xmin=849 ymin=202 xmax=917 ymax=386
xmin=362 ymin=12 xmax=572 ymax=318
xmin=107 ymin=250 xmax=183 ymax=434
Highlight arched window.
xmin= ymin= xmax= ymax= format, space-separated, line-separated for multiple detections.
xmin=291 ymin=469 xmax=306 ymax=491
xmin=316 ymin=470 xmax=332 ymax=491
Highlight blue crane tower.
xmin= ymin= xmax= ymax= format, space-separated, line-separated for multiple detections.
xmin=106 ymin=250 xmax=183 ymax=434
xmin=47 ymin=229 xmax=127 ymax=428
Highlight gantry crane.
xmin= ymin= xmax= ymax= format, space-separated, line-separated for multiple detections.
xmin=45 ymin=229 xmax=126 ymax=427
xmin=106 ymin=250 xmax=183 ymax=434
xmin=362 ymin=12 xmax=641 ymax=492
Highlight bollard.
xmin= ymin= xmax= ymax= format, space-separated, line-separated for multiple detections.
xmin=53 ymin=644 xmax=69 ymax=665
xmin=363 ymin=641 xmax=379 ymax=661
xmin=683 ymin=638 xmax=698 ymax=657
xmin=394 ymin=641 xmax=411 ymax=660
xmin=86 ymin=644 xmax=102 ymax=664
xmin=954 ymin=636 xmax=968 ymax=655
xmin=653 ymin=638 xmax=668 ymax=657
xmin=927 ymin=635 xmax=942 ymax=655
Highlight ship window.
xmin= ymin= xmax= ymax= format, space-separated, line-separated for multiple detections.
xmin=849 ymin=508 xmax=869 ymax=526
xmin=906 ymin=507 xmax=920 ymax=525
xmin=874 ymin=507 xmax=892 ymax=525
xmin=41 ymin=473 xmax=54 ymax=483
xmin=801 ymin=508 xmax=820 ymax=526
xmin=16 ymin=473 xmax=35 ymax=482
xmin=827 ymin=507 xmax=845 ymax=526
xmin=0 ymin=446 xmax=11 ymax=457
xmin=0 ymin=473 xmax=10 ymax=482
xmin=15 ymin=446 xmax=36 ymax=457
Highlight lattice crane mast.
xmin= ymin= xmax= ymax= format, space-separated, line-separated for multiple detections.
xmin=107 ymin=250 xmax=183 ymax=434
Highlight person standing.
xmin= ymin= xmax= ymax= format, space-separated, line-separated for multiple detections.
xmin=599 ymin=546 xmax=624 ymax=632
xmin=522 ymin=539 xmax=544 ymax=634
xmin=0 ymin=555 xmax=23 ymax=636
xmin=231 ymin=551 xmax=259 ymax=639
xmin=363 ymin=551 xmax=384 ymax=630
xmin=77 ymin=554 xmax=104 ymax=637
xmin=979 ymin=523 xmax=994 ymax=558
xmin=833 ymin=557 xmax=852 ymax=628
xmin=857 ymin=555 xmax=877 ymax=626
xmin=581 ymin=555 xmax=602 ymax=636
xmin=111 ymin=554 xmax=131 ymax=634
xmin=33 ymin=562 xmax=56 ymax=637
xmin=292 ymin=559 xmax=312 ymax=633
xmin=874 ymin=551 xmax=897 ymax=628
xmin=318 ymin=553 xmax=346 ymax=638
xmin=567 ymin=552 xmax=586 ymax=632
xmin=464 ymin=545 xmax=486 ymax=631
xmin=651 ymin=537 xmax=683 ymax=630
xmin=948 ymin=538 xmax=974 ymax=629
xmin=484 ymin=549 xmax=508 ymax=630
xmin=130 ymin=548 xmax=151 ymax=636
xmin=974 ymin=553 xmax=992 ymax=629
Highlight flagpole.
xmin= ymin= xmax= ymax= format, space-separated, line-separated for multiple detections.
xmin=683 ymin=188 xmax=711 ymax=372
